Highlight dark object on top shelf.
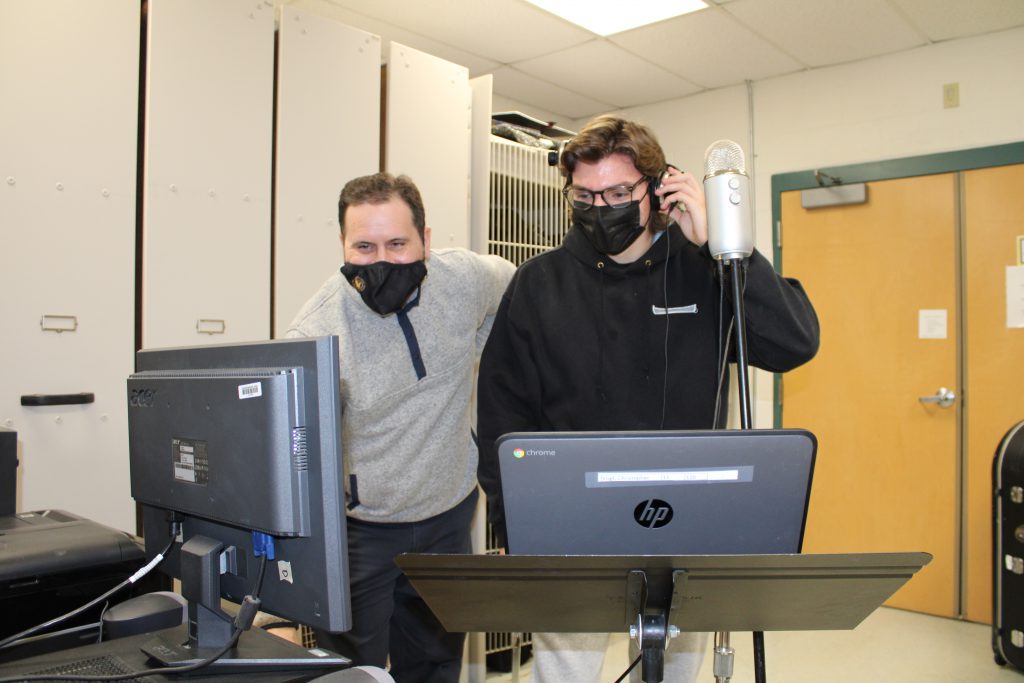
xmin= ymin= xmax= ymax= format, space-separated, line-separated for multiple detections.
xmin=492 ymin=111 xmax=575 ymax=140
xmin=491 ymin=122 xmax=556 ymax=149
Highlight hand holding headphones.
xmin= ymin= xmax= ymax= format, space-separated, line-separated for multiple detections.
xmin=654 ymin=166 xmax=707 ymax=248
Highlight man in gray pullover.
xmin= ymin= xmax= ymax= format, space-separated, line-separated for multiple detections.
xmin=286 ymin=172 xmax=514 ymax=682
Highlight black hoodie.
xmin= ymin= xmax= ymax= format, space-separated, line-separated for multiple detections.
xmin=477 ymin=223 xmax=820 ymax=546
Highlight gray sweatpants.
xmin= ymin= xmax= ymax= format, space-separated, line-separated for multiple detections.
xmin=529 ymin=631 xmax=708 ymax=683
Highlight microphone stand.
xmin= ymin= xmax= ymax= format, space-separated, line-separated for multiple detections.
xmin=727 ymin=258 xmax=752 ymax=429
xmin=713 ymin=256 xmax=767 ymax=683
xmin=703 ymin=138 xmax=764 ymax=683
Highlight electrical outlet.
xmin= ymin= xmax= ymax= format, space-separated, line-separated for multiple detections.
xmin=943 ymin=82 xmax=960 ymax=109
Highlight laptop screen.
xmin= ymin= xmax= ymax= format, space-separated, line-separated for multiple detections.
xmin=497 ymin=429 xmax=816 ymax=556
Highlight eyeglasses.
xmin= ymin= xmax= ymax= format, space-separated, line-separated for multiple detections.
xmin=562 ymin=177 xmax=648 ymax=211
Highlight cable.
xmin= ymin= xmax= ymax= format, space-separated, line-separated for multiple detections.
xmin=711 ymin=260 xmax=749 ymax=429
xmin=0 ymin=621 xmax=104 ymax=651
xmin=94 ymin=603 xmax=110 ymax=644
xmin=0 ymin=532 xmax=177 ymax=652
xmin=0 ymin=554 xmax=271 ymax=683
xmin=712 ymin=317 xmax=733 ymax=429
xmin=715 ymin=259 xmax=726 ymax=390
xmin=659 ymin=223 xmax=671 ymax=429
xmin=614 ymin=655 xmax=638 ymax=679
xmin=712 ymin=261 xmax=733 ymax=430
xmin=252 ymin=550 xmax=268 ymax=596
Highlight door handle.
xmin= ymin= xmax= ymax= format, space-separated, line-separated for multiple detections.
xmin=918 ymin=387 xmax=956 ymax=408
xmin=21 ymin=393 xmax=95 ymax=406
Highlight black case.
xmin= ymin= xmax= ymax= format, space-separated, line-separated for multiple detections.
xmin=0 ymin=428 xmax=16 ymax=516
xmin=993 ymin=420 xmax=1024 ymax=670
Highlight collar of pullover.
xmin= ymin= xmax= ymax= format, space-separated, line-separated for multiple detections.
xmin=562 ymin=223 xmax=686 ymax=276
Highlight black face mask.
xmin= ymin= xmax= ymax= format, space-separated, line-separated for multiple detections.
xmin=572 ymin=200 xmax=645 ymax=256
xmin=340 ymin=260 xmax=427 ymax=316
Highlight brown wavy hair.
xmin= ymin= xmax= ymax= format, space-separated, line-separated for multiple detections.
xmin=338 ymin=172 xmax=426 ymax=240
xmin=559 ymin=115 xmax=667 ymax=180
xmin=559 ymin=115 xmax=668 ymax=231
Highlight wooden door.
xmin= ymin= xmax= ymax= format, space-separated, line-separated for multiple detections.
xmin=963 ymin=163 xmax=1024 ymax=622
xmin=781 ymin=173 xmax=959 ymax=617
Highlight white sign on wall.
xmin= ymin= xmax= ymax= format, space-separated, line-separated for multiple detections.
xmin=1007 ymin=266 xmax=1024 ymax=329
xmin=918 ymin=309 xmax=948 ymax=340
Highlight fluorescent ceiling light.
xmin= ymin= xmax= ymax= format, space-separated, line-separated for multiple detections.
xmin=525 ymin=0 xmax=708 ymax=36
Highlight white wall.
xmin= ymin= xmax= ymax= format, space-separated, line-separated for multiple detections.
xmin=752 ymin=25 xmax=1024 ymax=264
xmin=584 ymin=84 xmax=753 ymax=180
xmin=613 ymin=25 xmax=1024 ymax=256
xmin=597 ymin=26 xmax=1024 ymax=426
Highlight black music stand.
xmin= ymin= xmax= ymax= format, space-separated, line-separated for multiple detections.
xmin=397 ymin=552 xmax=931 ymax=683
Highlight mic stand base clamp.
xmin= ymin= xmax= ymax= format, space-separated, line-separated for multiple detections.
xmin=627 ymin=570 xmax=687 ymax=683
xmin=714 ymin=630 xmax=735 ymax=683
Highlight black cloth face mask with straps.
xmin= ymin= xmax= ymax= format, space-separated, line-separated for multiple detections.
xmin=572 ymin=200 xmax=645 ymax=256
xmin=340 ymin=260 xmax=427 ymax=316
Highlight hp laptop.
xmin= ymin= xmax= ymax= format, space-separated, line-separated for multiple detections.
xmin=497 ymin=429 xmax=816 ymax=556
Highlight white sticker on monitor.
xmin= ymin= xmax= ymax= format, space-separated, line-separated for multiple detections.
xmin=172 ymin=438 xmax=208 ymax=485
xmin=586 ymin=466 xmax=754 ymax=488
xmin=599 ymin=469 xmax=740 ymax=483
xmin=238 ymin=382 xmax=263 ymax=400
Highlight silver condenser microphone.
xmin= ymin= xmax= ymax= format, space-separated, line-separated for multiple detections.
xmin=703 ymin=140 xmax=754 ymax=261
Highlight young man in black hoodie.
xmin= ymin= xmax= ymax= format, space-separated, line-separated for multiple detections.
xmin=476 ymin=115 xmax=820 ymax=682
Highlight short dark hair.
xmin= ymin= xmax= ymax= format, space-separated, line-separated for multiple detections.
xmin=338 ymin=172 xmax=426 ymax=240
xmin=559 ymin=115 xmax=667 ymax=180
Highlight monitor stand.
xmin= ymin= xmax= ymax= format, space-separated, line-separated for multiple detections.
xmin=141 ymin=625 xmax=350 ymax=674
xmin=396 ymin=552 xmax=932 ymax=683
xmin=141 ymin=534 xmax=349 ymax=674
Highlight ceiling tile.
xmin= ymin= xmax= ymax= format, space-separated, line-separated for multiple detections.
xmin=610 ymin=8 xmax=805 ymax=88
xmin=724 ymin=0 xmax=927 ymax=67
xmin=513 ymin=40 xmax=703 ymax=110
xmin=490 ymin=66 xmax=615 ymax=121
xmin=320 ymin=0 xmax=595 ymax=63
xmin=292 ymin=0 xmax=501 ymax=74
xmin=284 ymin=0 xmax=1024 ymax=118
xmin=890 ymin=0 xmax=1024 ymax=41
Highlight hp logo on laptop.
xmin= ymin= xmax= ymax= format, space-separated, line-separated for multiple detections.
xmin=634 ymin=499 xmax=674 ymax=529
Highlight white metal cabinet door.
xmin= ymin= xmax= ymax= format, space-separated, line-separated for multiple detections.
xmin=469 ymin=74 xmax=493 ymax=256
xmin=143 ymin=0 xmax=274 ymax=348
xmin=274 ymin=7 xmax=381 ymax=338
xmin=0 ymin=0 xmax=140 ymax=532
xmin=386 ymin=43 xmax=472 ymax=250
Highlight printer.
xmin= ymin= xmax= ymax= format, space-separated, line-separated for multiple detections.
xmin=0 ymin=509 xmax=154 ymax=660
